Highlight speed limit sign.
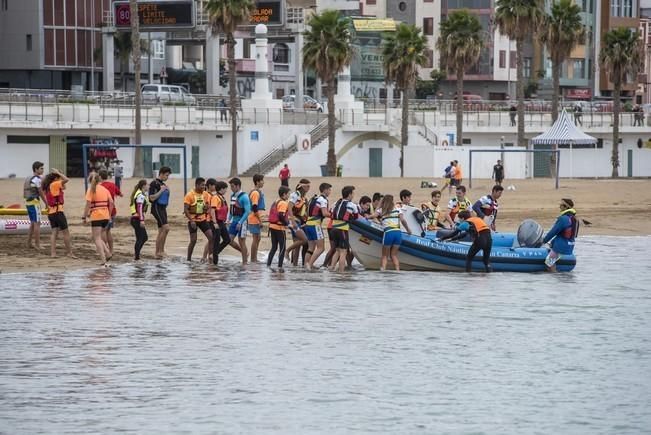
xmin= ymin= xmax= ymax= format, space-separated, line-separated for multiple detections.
xmin=114 ymin=4 xmax=131 ymax=26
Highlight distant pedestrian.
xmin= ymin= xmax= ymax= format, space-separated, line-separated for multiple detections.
xmin=633 ymin=104 xmax=644 ymax=127
xmin=114 ymin=163 xmax=123 ymax=190
xmin=279 ymin=163 xmax=291 ymax=187
xmin=509 ymin=105 xmax=517 ymax=126
xmin=492 ymin=159 xmax=505 ymax=186
xmin=219 ymin=98 xmax=228 ymax=122
xmin=574 ymin=103 xmax=583 ymax=126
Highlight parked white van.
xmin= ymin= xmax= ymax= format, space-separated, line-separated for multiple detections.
xmin=141 ymin=84 xmax=196 ymax=104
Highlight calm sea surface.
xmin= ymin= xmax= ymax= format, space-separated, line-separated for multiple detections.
xmin=1 ymin=236 xmax=650 ymax=434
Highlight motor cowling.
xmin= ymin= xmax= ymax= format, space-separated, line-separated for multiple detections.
xmin=517 ymin=219 xmax=544 ymax=248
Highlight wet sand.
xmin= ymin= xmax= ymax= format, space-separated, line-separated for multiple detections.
xmin=1 ymin=176 xmax=650 ymax=273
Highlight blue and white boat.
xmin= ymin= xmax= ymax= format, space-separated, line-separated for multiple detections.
xmin=349 ymin=217 xmax=576 ymax=273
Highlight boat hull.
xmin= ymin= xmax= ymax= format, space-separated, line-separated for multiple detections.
xmin=350 ymin=219 xmax=576 ymax=273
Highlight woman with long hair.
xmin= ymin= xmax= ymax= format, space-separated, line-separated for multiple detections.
xmin=378 ymin=194 xmax=411 ymax=272
xmin=129 ymin=179 xmax=149 ymax=260
xmin=83 ymin=173 xmax=113 ymax=266
xmin=42 ymin=168 xmax=76 ymax=258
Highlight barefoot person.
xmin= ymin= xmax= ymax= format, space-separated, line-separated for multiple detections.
xmin=286 ymin=179 xmax=310 ymax=266
xmin=24 ymin=161 xmax=45 ymax=250
xmin=228 ymin=178 xmax=251 ymax=265
xmin=305 ymin=182 xmax=332 ymax=269
xmin=210 ymin=181 xmax=235 ymax=265
xmin=440 ymin=210 xmax=492 ymax=273
xmin=329 ymin=186 xmax=358 ymax=272
xmin=247 ymin=174 xmax=266 ymax=263
xmin=149 ymin=166 xmax=171 ymax=259
xmin=542 ymin=199 xmax=579 ymax=273
xmin=129 ymin=179 xmax=149 ymax=261
xmin=184 ymin=177 xmax=213 ymax=262
xmin=98 ymin=169 xmax=122 ymax=257
xmin=83 ymin=173 xmax=114 ymax=266
xmin=267 ymin=186 xmax=291 ymax=269
xmin=42 ymin=169 xmax=75 ymax=258
xmin=379 ymin=194 xmax=411 ymax=271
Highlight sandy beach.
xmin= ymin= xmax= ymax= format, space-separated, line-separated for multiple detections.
xmin=1 ymin=176 xmax=650 ymax=273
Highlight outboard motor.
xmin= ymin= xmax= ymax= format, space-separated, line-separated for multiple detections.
xmin=517 ymin=219 xmax=544 ymax=248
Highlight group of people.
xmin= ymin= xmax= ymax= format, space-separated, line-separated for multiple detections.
xmin=22 ymin=161 xmax=576 ymax=273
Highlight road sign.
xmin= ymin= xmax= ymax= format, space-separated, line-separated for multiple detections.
xmin=114 ymin=1 xmax=195 ymax=30
xmin=245 ymin=0 xmax=283 ymax=27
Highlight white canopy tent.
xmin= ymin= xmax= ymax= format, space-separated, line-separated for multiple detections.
xmin=530 ymin=109 xmax=597 ymax=178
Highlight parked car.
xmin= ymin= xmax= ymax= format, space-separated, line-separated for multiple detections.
xmin=282 ymin=95 xmax=324 ymax=112
xmin=141 ymin=84 xmax=196 ymax=104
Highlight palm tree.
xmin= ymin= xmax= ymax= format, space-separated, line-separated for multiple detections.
xmin=436 ymin=10 xmax=484 ymax=148
xmin=540 ymin=0 xmax=585 ymax=123
xmin=303 ymin=10 xmax=353 ymax=176
xmin=382 ymin=23 xmax=428 ymax=177
xmin=599 ymin=27 xmax=644 ymax=178
xmin=495 ymin=0 xmax=545 ymax=148
xmin=129 ymin=0 xmax=144 ymax=176
xmin=206 ymin=0 xmax=255 ymax=177
xmin=109 ymin=32 xmax=148 ymax=92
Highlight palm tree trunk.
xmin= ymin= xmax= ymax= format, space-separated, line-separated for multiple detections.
xmin=612 ymin=82 xmax=621 ymax=178
xmin=401 ymin=88 xmax=409 ymax=178
xmin=456 ymin=63 xmax=464 ymax=146
xmin=551 ymin=57 xmax=560 ymax=123
xmin=228 ymin=35 xmax=238 ymax=177
xmin=326 ymin=78 xmax=337 ymax=176
xmin=129 ymin=0 xmax=143 ymax=177
xmin=120 ymin=59 xmax=127 ymax=92
xmin=516 ymin=38 xmax=525 ymax=148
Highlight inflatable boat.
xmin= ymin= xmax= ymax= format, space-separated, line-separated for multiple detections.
xmin=0 ymin=219 xmax=51 ymax=235
xmin=349 ymin=209 xmax=576 ymax=272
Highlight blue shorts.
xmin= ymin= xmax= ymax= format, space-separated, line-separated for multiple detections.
xmin=382 ymin=230 xmax=402 ymax=247
xmin=229 ymin=220 xmax=248 ymax=238
xmin=249 ymin=223 xmax=261 ymax=235
xmin=26 ymin=204 xmax=41 ymax=223
xmin=304 ymin=224 xmax=324 ymax=241
xmin=290 ymin=220 xmax=304 ymax=238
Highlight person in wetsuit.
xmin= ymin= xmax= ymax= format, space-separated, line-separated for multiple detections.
xmin=439 ymin=210 xmax=492 ymax=272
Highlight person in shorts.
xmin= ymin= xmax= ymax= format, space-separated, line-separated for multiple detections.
xmin=184 ymin=177 xmax=214 ymax=262
xmin=42 ymin=168 xmax=75 ymax=258
xmin=83 ymin=173 xmax=114 ymax=266
xmin=247 ymin=174 xmax=266 ymax=263
xmin=149 ymin=166 xmax=171 ymax=259
xmin=98 ymin=169 xmax=122 ymax=257
xmin=228 ymin=177 xmax=251 ymax=265
xmin=24 ymin=161 xmax=45 ymax=250
xmin=329 ymin=186 xmax=358 ymax=272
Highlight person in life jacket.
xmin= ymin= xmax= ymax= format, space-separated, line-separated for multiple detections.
xmin=42 ymin=168 xmax=76 ymax=259
xmin=228 ymin=177 xmax=251 ymax=264
xmin=379 ymin=194 xmax=412 ymax=272
xmin=285 ymin=179 xmax=311 ymax=266
xmin=330 ymin=185 xmax=359 ymax=272
xmin=200 ymin=178 xmax=219 ymax=263
xmin=267 ymin=186 xmax=292 ymax=269
xmin=444 ymin=160 xmax=455 ymax=195
xmin=445 ymin=185 xmax=472 ymax=226
xmin=129 ymin=179 xmax=149 ymax=261
xmin=83 ymin=173 xmax=114 ymax=266
xmin=371 ymin=192 xmax=383 ymax=217
xmin=208 ymin=180 xmax=234 ymax=266
xmin=24 ymin=161 xmax=46 ymax=250
xmin=247 ymin=174 xmax=267 ymax=263
xmin=439 ymin=210 xmax=492 ymax=273
xmin=421 ymin=190 xmax=449 ymax=231
xmin=452 ymin=160 xmax=463 ymax=187
xmin=542 ymin=198 xmax=579 ymax=272
xmin=183 ymin=177 xmax=214 ymax=262
xmin=149 ymin=166 xmax=172 ymax=259
xmin=305 ymin=182 xmax=332 ymax=269
xmin=472 ymin=184 xmax=504 ymax=231
xmin=98 ymin=169 xmax=123 ymax=257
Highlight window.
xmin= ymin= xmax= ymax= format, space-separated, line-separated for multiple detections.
xmin=572 ymin=59 xmax=585 ymax=79
xmin=398 ymin=1 xmax=406 ymax=11
xmin=499 ymin=50 xmax=506 ymax=68
xmin=423 ymin=17 xmax=433 ymax=36
xmin=273 ymin=43 xmax=289 ymax=64
xmin=524 ymin=57 xmax=531 ymax=78
xmin=366 ymin=0 xmax=376 ymax=4
xmin=286 ymin=7 xmax=304 ymax=24
xmin=151 ymin=40 xmax=164 ymax=59
xmin=161 ymin=137 xmax=185 ymax=144
xmin=26 ymin=34 xmax=32 ymax=51
xmin=159 ymin=154 xmax=181 ymax=173
xmin=509 ymin=50 xmax=516 ymax=69
xmin=1 ymin=0 xmax=7 ymax=11
xmin=622 ymin=0 xmax=632 ymax=17
xmin=611 ymin=0 xmax=619 ymax=16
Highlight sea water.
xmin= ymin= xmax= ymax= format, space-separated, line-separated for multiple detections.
xmin=1 ymin=236 xmax=650 ymax=434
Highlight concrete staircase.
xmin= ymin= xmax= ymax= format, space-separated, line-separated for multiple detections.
xmin=241 ymin=119 xmax=338 ymax=176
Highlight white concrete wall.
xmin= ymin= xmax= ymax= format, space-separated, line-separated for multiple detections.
xmin=0 ymin=138 xmax=49 ymax=178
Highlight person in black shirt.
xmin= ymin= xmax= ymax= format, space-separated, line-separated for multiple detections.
xmin=492 ymin=160 xmax=504 ymax=186
xmin=149 ymin=166 xmax=172 ymax=259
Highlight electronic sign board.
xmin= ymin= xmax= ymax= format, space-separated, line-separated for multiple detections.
xmin=114 ymin=1 xmax=194 ymax=30
xmin=246 ymin=0 xmax=283 ymax=27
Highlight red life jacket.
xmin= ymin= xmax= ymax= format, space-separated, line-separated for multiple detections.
xmin=216 ymin=193 xmax=228 ymax=222
xmin=45 ymin=185 xmax=64 ymax=208
xmin=268 ymin=201 xmax=280 ymax=224
xmin=561 ymin=212 xmax=579 ymax=239
xmin=230 ymin=191 xmax=245 ymax=217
